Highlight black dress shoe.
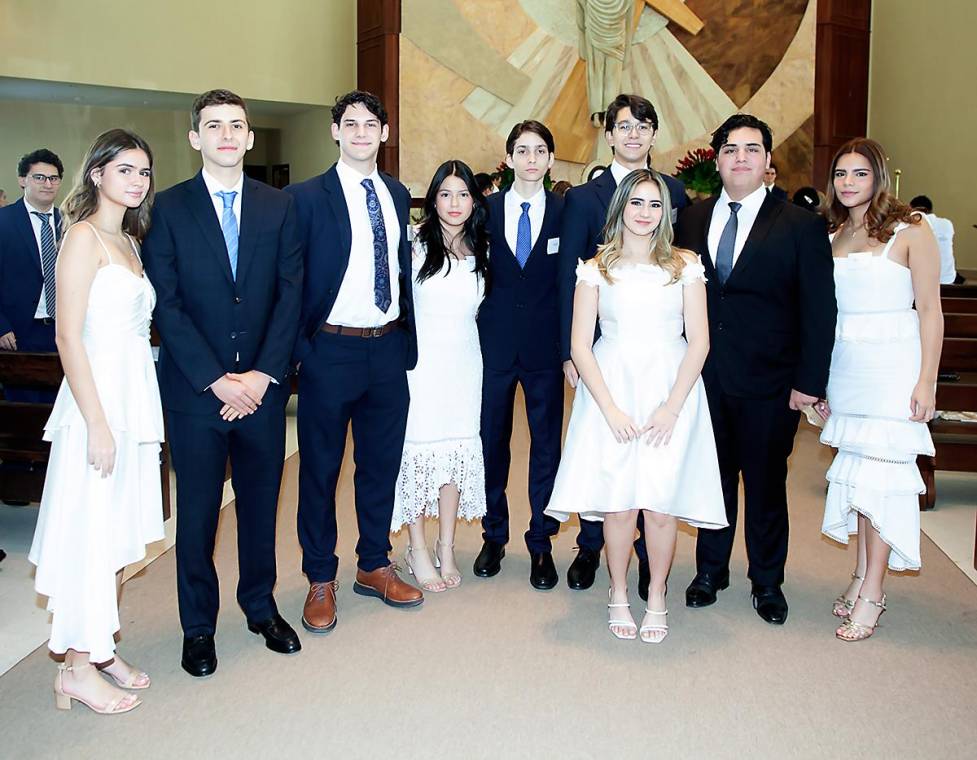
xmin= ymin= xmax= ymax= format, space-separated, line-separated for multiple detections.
xmin=182 ymin=634 xmax=217 ymax=678
xmin=473 ymin=540 xmax=505 ymax=578
xmin=247 ymin=613 xmax=302 ymax=654
xmin=751 ymin=585 xmax=788 ymax=625
xmin=529 ymin=552 xmax=558 ymax=590
xmin=638 ymin=557 xmax=650 ymax=602
xmin=566 ymin=547 xmax=600 ymax=590
xmin=685 ymin=571 xmax=730 ymax=608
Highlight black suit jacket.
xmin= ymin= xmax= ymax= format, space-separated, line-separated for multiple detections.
xmin=558 ymin=169 xmax=689 ymax=360
xmin=477 ymin=189 xmax=564 ymax=371
xmin=674 ymin=193 xmax=836 ymax=399
xmin=284 ymin=164 xmax=417 ymax=369
xmin=768 ymin=185 xmax=788 ymax=201
xmin=142 ymin=172 xmax=303 ymax=414
xmin=0 ymin=198 xmax=61 ymax=338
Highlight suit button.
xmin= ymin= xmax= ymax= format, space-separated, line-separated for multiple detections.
xmin=717 ymin=322 xmax=724 ymax=331
xmin=230 ymin=332 xmax=237 ymax=339
xmin=234 ymin=296 xmax=242 ymax=304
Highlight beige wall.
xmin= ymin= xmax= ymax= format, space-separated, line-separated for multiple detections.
xmin=0 ymin=0 xmax=355 ymax=107
xmin=869 ymin=0 xmax=977 ymax=268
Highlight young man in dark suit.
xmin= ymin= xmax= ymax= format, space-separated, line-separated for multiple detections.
xmin=764 ymin=162 xmax=789 ymax=200
xmin=286 ymin=90 xmax=422 ymax=636
xmin=0 ymin=148 xmax=64 ymax=402
xmin=558 ymin=94 xmax=689 ymax=597
xmin=674 ymin=113 xmax=836 ymax=625
xmin=473 ymin=120 xmax=565 ymax=590
xmin=143 ymin=89 xmax=304 ymax=677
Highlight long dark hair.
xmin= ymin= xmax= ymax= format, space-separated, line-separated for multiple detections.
xmin=61 ymin=129 xmax=155 ymax=240
xmin=416 ymin=160 xmax=489 ymax=284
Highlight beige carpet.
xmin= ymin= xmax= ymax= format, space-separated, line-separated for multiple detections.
xmin=2 ymin=406 xmax=976 ymax=759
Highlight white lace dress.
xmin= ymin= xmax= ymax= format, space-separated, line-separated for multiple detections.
xmin=29 ymin=225 xmax=165 ymax=662
xmin=391 ymin=245 xmax=487 ymax=530
xmin=820 ymin=223 xmax=934 ymax=570
xmin=544 ymin=259 xmax=727 ymax=529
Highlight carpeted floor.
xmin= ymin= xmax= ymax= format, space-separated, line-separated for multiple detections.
xmin=2 ymin=416 xmax=976 ymax=759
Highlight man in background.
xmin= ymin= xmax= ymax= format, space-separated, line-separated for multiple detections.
xmin=764 ymin=162 xmax=788 ymax=200
xmin=910 ymin=195 xmax=960 ymax=284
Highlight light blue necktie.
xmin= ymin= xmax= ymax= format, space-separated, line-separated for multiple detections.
xmin=515 ymin=201 xmax=532 ymax=269
xmin=30 ymin=211 xmax=58 ymax=317
xmin=216 ymin=190 xmax=239 ymax=280
xmin=715 ymin=201 xmax=741 ymax=285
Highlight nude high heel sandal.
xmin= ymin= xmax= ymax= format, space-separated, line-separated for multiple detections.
xmin=54 ymin=664 xmax=142 ymax=714
xmin=434 ymin=540 xmax=462 ymax=588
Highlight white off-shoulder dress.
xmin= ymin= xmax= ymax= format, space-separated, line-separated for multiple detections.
xmin=29 ymin=224 xmax=165 ymax=662
xmin=545 ymin=259 xmax=727 ymax=530
xmin=820 ymin=222 xmax=934 ymax=570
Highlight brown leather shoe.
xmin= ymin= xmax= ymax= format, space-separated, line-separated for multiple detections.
xmin=353 ymin=564 xmax=424 ymax=608
xmin=302 ymin=581 xmax=338 ymax=634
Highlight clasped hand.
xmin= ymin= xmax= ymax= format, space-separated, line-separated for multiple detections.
xmin=604 ymin=404 xmax=677 ymax=446
xmin=213 ymin=371 xmax=270 ymax=421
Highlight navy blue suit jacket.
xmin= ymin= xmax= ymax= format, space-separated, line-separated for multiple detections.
xmin=142 ymin=172 xmax=303 ymax=414
xmin=477 ymin=189 xmax=564 ymax=372
xmin=284 ymin=164 xmax=417 ymax=369
xmin=558 ymin=169 xmax=688 ymax=360
xmin=0 ymin=198 xmax=61 ymax=339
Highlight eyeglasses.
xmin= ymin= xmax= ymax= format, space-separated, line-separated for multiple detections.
xmin=30 ymin=174 xmax=62 ymax=185
xmin=613 ymin=122 xmax=654 ymax=136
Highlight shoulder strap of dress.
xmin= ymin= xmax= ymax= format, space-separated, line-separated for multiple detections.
xmin=124 ymin=233 xmax=142 ymax=264
xmin=881 ymin=222 xmax=910 ymax=259
xmin=80 ymin=220 xmax=115 ymax=265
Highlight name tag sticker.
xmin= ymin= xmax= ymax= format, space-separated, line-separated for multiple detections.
xmin=670 ymin=208 xmax=678 ymax=224
xmin=547 ymin=237 xmax=560 ymax=254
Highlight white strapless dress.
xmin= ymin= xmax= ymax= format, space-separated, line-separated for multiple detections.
xmin=29 ymin=233 xmax=165 ymax=662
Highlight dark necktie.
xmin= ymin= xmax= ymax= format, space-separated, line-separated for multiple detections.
xmin=361 ymin=178 xmax=392 ymax=312
xmin=514 ymin=201 xmax=532 ymax=268
xmin=31 ymin=211 xmax=58 ymax=317
xmin=715 ymin=201 xmax=741 ymax=285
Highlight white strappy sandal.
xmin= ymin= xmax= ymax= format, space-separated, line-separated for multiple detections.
xmin=639 ymin=608 xmax=669 ymax=644
xmin=607 ymin=589 xmax=637 ymax=640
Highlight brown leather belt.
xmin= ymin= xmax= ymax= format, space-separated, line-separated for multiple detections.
xmin=320 ymin=321 xmax=398 ymax=338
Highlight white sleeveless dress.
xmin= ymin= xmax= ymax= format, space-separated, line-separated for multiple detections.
xmin=29 ymin=223 xmax=165 ymax=662
xmin=544 ymin=259 xmax=727 ymax=529
xmin=820 ymin=222 xmax=934 ymax=571
xmin=391 ymin=245 xmax=487 ymax=531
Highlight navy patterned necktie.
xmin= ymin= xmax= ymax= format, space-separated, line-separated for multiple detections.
xmin=514 ymin=201 xmax=532 ymax=268
xmin=361 ymin=178 xmax=392 ymax=312
xmin=715 ymin=201 xmax=741 ymax=285
xmin=31 ymin=211 xmax=58 ymax=317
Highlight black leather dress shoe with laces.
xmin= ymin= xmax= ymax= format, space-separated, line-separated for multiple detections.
xmin=529 ymin=552 xmax=558 ymax=590
xmin=182 ymin=634 xmax=217 ymax=678
xmin=751 ymin=584 xmax=788 ymax=625
xmin=685 ymin=572 xmax=730 ymax=608
xmin=473 ymin=540 xmax=505 ymax=578
xmin=566 ymin=547 xmax=600 ymax=590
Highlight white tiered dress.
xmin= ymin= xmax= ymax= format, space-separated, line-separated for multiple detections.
xmin=544 ymin=259 xmax=727 ymax=529
xmin=29 ymin=224 xmax=165 ymax=662
xmin=820 ymin=223 xmax=934 ymax=571
xmin=391 ymin=245 xmax=487 ymax=531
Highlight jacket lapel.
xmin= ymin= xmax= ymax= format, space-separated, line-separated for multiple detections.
xmin=234 ymin=178 xmax=260 ymax=285
xmin=594 ymin=170 xmax=616 ymax=211
xmin=727 ymin=193 xmax=782 ymax=284
xmin=13 ymin=200 xmax=43 ymax=277
xmin=185 ymin=172 xmax=235 ymax=284
xmin=694 ymin=196 xmax=719 ymax=281
xmin=322 ymin=166 xmax=353 ymax=275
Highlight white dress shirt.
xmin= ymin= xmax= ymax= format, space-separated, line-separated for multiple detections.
xmin=609 ymin=160 xmax=634 ymax=187
xmin=504 ymin=185 xmax=546 ymax=253
xmin=706 ymin=184 xmax=768 ymax=268
xmin=924 ymin=213 xmax=956 ymax=284
xmin=328 ymin=159 xmax=401 ymax=327
xmin=201 ymin=168 xmax=244 ymax=233
xmin=24 ymin=197 xmax=57 ymax=319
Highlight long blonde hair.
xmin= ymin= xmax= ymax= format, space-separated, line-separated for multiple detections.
xmin=594 ymin=168 xmax=684 ymax=284
xmin=60 ymin=129 xmax=156 ymax=241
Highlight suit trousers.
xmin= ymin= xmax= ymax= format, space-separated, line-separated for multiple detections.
xmin=480 ymin=364 xmax=563 ymax=553
xmin=296 ymin=328 xmax=409 ymax=582
xmin=697 ymin=386 xmax=801 ymax=586
xmin=167 ymin=384 xmax=288 ymax=636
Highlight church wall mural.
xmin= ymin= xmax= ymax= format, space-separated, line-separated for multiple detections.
xmin=399 ymin=0 xmax=815 ymax=197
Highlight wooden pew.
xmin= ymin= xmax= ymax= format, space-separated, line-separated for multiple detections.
xmin=0 ymin=352 xmax=172 ymax=520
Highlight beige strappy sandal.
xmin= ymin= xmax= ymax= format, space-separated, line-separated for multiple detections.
xmin=55 ymin=664 xmax=142 ymax=714
xmin=832 ymin=572 xmax=864 ymax=618
xmin=836 ymin=594 xmax=886 ymax=642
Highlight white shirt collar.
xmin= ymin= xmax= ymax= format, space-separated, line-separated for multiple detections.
xmin=201 ymin=167 xmax=244 ymax=197
xmin=718 ymin=183 xmax=767 ymax=214
xmin=336 ymin=158 xmax=381 ymax=188
xmin=506 ymin=184 xmax=545 ymax=208
xmin=23 ymin=196 xmax=54 ymax=217
xmin=609 ymin=159 xmax=645 ymax=186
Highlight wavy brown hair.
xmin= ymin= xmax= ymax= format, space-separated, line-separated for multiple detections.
xmin=594 ymin=168 xmax=685 ymax=284
xmin=825 ymin=138 xmax=919 ymax=243
xmin=61 ymin=129 xmax=155 ymax=241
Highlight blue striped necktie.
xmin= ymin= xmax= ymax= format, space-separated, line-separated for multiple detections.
xmin=31 ymin=211 xmax=58 ymax=317
xmin=216 ymin=190 xmax=239 ymax=279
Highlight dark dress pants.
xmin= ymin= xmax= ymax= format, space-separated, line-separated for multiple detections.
xmin=167 ymin=383 xmax=288 ymax=637
xmin=480 ymin=364 xmax=563 ymax=553
xmin=3 ymin=319 xmax=57 ymax=403
xmin=296 ymin=329 xmax=409 ymax=583
xmin=697 ymin=385 xmax=801 ymax=586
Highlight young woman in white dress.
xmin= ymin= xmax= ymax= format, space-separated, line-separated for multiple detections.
xmin=815 ymin=138 xmax=942 ymax=641
xmin=391 ymin=160 xmax=488 ymax=592
xmin=29 ymin=130 xmax=164 ymax=713
xmin=545 ymin=169 xmax=727 ymax=642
